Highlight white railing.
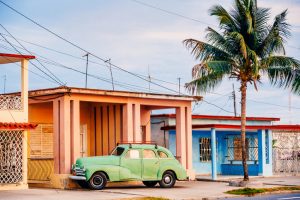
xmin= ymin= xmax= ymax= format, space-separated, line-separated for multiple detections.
xmin=0 ymin=94 xmax=22 ymax=110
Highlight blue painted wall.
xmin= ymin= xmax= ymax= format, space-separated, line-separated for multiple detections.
xmin=169 ymin=130 xmax=259 ymax=175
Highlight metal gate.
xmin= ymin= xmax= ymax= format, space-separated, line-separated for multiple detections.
xmin=273 ymin=131 xmax=300 ymax=175
xmin=0 ymin=130 xmax=24 ymax=184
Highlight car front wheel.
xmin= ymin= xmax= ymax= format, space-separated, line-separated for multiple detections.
xmin=142 ymin=181 xmax=158 ymax=187
xmin=88 ymin=172 xmax=107 ymax=190
xmin=159 ymin=171 xmax=176 ymax=188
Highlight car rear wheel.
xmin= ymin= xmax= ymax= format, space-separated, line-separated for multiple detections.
xmin=159 ymin=171 xmax=176 ymax=188
xmin=88 ymin=172 xmax=107 ymax=190
xmin=142 ymin=181 xmax=158 ymax=187
xmin=77 ymin=180 xmax=89 ymax=189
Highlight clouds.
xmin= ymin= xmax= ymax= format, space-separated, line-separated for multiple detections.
xmin=1 ymin=0 xmax=300 ymax=123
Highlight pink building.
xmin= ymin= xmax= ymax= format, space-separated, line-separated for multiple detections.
xmin=27 ymin=86 xmax=199 ymax=188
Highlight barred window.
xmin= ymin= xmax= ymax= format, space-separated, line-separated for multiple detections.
xmin=227 ymin=136 xmax=258 ymax=161
xmin=199 ymin=138 xmax=211 ymax=162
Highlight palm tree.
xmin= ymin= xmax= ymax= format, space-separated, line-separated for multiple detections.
xmin=183 ymin=0 xmax=300 ymax=181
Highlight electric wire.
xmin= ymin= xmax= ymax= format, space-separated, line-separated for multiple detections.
xmin=0 ymin=33 xmax=64 ymax=86
xmin=0 ymin=24 xmax=65 ymax=86
xmin=0 ymin=1 xmax=181 ymax=94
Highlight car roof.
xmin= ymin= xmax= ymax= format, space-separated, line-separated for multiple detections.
xmin=117 ymin=144 xmax=171 ymax=152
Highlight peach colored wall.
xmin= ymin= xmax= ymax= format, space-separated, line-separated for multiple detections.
xmin=29 ymin=102 xmax=53 ymax=123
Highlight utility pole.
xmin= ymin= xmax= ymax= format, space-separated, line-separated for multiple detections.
xmin=232 ymin=84 xmax=237 ymax=117
xmin=177 ymin=77 xmax=181 ymax=95
xmin=3 ymin=75 xmax=6 ymax=94
xmin=148 ymin=66 xmax=151 ymax=92
xmin=83 ymin=53 xmax=90 ymax=88
xmin=105 ymin=59 xmax=115 ymax=91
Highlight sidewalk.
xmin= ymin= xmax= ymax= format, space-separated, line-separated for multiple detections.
xmin=196 ymin=175 xmax=300 ymax=187
xmin=0 ymin=176 xmax=299 ymax=200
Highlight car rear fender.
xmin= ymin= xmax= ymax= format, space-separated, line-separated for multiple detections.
xmin=158 ymin=163 xmax=187 ymax=180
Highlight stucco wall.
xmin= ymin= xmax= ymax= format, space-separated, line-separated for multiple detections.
xmin=169 ymin=130 xmax=259 ymax=175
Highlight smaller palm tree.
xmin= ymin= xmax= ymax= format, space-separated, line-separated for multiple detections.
xmin=183 ymin=0 xmax=300 ymax=181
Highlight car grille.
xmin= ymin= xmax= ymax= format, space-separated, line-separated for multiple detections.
xmin=73 ymin=167 xmax=85 ymax=176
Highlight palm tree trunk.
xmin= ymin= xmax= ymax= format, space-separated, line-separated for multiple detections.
xmin=240 ymin=80 xmax=249 ymax=181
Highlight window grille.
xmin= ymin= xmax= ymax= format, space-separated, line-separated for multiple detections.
xmin=199 ymin=138 xmax=211 ymax=162
xmin=0 ymin=130 xmax=23 ymax=184
xmin=0 ymin=94 xmax=22 ymax=110
xmin=226 ymin=136 xmax=258 ymax=161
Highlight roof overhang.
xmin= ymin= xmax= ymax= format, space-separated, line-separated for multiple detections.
xmin=0 ymin=122 xmax=38 ymax=130
xmin=161 ymin=124 xmax=300 ymax=131
xmin=152 ymin=114 xmax=280 ymax=122
xmin=0 ymin=53 xmax=35 ymax=64
xmin=25 ymin=86 xmax=199 ymax=101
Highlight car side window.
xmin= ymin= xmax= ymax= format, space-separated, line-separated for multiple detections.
xmin=143 ymin=149 xmax=156 ymax=159
xmin=124 ymin=149 xmax=140 ymax=159
xmin=158 ymin=151 xmax=168 ymax=158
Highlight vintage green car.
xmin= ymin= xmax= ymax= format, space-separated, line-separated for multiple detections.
xmin=69 ymin=144 xmax=188 ymax=190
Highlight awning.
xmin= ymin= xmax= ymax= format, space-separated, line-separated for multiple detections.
xmin=0 ymin=122 xmax=38 ymax=130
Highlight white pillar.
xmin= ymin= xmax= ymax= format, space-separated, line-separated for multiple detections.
xmin=211 ymin=128 xmax=217 ymax=180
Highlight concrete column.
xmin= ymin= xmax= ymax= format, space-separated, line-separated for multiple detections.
xmin=133 ymin=103 xmax=142 ymax=142
xmin=140 ymin=107 xmax=151 ymax=142
xmin=122 ymin=103 xmax=133 ymax=142
xmin=211 ymin=128 xmax=217 ymax=180
xmin=71 ymin=100 xmax=80 ymax=164
xmin=267 ymin=130 xmax=273 ymax=165
xmin=53 ymin=99 xmax=60 ymax=174
xmin=185 ymin=105 xmax=195 ymax=179
xmin=258 ymin=129 xmax=266 ymax=175
xmin=176 ymin=106 xmax=187 ymax=169
xmin=21 ymin=59 xmax=28 ymax=122
xmin=264 ymin=129 xmax=273 ymax=176
xmin=59 ymin=97 xmax=71 ymax=174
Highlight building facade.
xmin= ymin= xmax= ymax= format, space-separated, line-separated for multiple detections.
xmin=27 ymin=87 xmax=197 ymax=188
xmin=0 ymin=53 xmax=37 ymax=190
xmin=151 ymin=114 xmax=300 ymax=180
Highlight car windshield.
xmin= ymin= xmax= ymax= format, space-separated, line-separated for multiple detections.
xmin=111 ymin=147 xmax=125 ymax=156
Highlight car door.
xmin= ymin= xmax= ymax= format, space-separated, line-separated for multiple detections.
xmin=142 ymin=149 xmax=159 ymax=180
xmin=120 ymin=149 xmax=142 ymax=180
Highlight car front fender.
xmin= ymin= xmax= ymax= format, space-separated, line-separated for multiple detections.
xmin=85 ymin=165 xmax=120 ymax=181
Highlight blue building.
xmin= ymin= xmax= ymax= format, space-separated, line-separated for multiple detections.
xmin=151 ymin=114 xmax=284 ymax=180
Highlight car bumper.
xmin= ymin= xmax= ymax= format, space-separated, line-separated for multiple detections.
xmin=69 ymin=175 xmax=87 ymax=181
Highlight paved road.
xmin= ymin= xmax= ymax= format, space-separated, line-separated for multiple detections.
xmin=222 ymin=193 xmax=300 ymax=200
xmin=0 ymin=181 xmax=239 ymax=200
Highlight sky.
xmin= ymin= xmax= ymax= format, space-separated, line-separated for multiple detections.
xmin=0 ymin=0 xmax=300 ymax=124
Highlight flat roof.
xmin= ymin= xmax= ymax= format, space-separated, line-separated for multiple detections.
xmin=0 ymin=53 xmax=35 ymax=64
xmin=152 ymin=114 xmax=280 ymax=122
xmin=161 ymin=124 xmax=300 ymax=131
xmin=26 ymin=86 xmax=199 ymax=101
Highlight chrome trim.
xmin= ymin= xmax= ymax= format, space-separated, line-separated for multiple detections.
xmin=69 ymin=175 xmax=86 ymax=181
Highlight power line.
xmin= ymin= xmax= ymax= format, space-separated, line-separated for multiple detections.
xmin=0 ymin=33 xmax=64 ymax=86
xmin=202 ymin=99 xmax=235 ymax=114
xmin=0 ymin=24 xmax=64 ymax=86
xmin=0 ymin=41 xmax=170 ymax=93
xmin=0 ymin=1 xmax=182 ymax=94
xmin=0 ymin=32 xmax=187 ymax=91
xmin=130 ymin=0 xmax=213 ymax=26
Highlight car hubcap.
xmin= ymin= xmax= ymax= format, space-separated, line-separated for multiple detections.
xmin=93 ymin=176 xmax=103 ymax=186
xmin=164 ymin=175 xmax=171 ymax=184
